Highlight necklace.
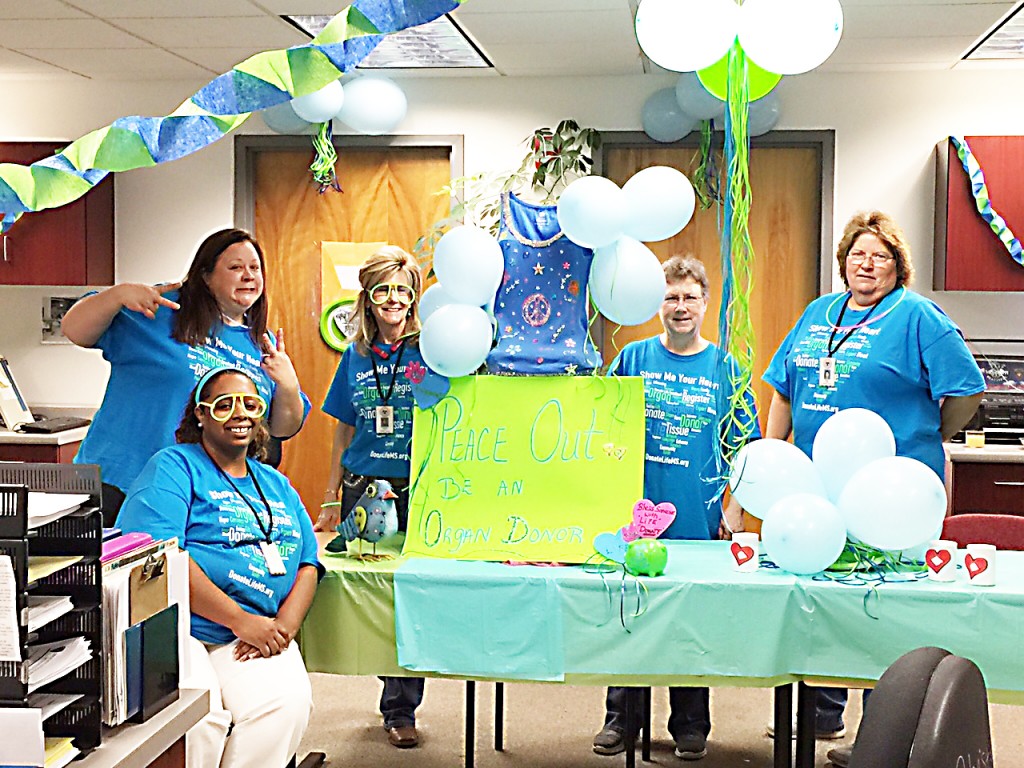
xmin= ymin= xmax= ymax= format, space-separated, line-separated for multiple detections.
xmin=824 ymin=287 xmax=905 ymax=332
xmin=501 ymin=192 xmax=565 ymax=248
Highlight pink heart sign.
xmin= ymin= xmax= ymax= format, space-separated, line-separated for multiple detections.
xmin=731 ymin=541 xmax=755 ymax=566
xmin=925 ymin=548 xmax=952 ymax=573
xmin=965 ymin=554 xmax=989 ymax=579
xmin=621 ymin=499 xmax=677 ymax=542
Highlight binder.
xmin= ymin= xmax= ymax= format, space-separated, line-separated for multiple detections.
xmin=126 ymin=604 xmax=179 ymax=723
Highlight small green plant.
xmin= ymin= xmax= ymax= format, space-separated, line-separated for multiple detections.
xmin=414 ymin=119 xmax=601 ymax=272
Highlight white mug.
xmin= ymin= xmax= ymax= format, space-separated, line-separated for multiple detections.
xmin=924 ymin=539 xmax=957 ymax=582
xmin=730 ymin=532 xmax=760 ymax=572
xmin=965 ymin=543 xmax=996 ymax=587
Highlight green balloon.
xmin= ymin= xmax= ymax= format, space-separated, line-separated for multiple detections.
xmin=624 ymin=539 xmax=669 ymax=578
xmin=697 ymin=44 xmax=782 ymax=102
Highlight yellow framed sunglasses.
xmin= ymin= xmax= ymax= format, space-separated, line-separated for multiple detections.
xmin=198 ymin=392 xmax=268 ymax=422
xmin=368 ymin=282 xmax=416 ymax=306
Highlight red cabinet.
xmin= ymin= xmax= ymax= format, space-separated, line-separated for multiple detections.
xmin=0 ymin=141 xmax=113 ymax=286
xmin=951 ymin=460 xmax=1024 ymax=516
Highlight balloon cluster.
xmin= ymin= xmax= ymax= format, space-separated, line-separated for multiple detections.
xmin=556 ymin=166 xmax=696 ymax=326
xmin=262 ymin=75 xmax=408 ymax=135
xmin=418 ymin=226 xmax=503 ymax=378
xmin=643 ymin=74 xmax=781 ymax=144
xmin=728 ymin=408 xmax=947 ymax=575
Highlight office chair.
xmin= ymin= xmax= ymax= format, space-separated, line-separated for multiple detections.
xmin=844 ymin=646 xmax=992 ymax=768
xmin=942 ymin=513 xmax=1024 ymax=551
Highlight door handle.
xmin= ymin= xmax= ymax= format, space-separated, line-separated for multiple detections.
xmin=993 ymin=481 xmax=1024 ymax=487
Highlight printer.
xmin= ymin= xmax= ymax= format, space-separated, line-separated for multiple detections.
xmin=955 ymin=355 xmax=1024 ymax=444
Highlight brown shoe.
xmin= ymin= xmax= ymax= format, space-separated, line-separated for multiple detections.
xmin=387 ymin=725 xmax=419 ymax=748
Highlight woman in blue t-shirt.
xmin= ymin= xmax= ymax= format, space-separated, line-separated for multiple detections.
xmin=117 ymin=366 xmax=322 ymax=768
xmin=317 ymin=245 xmax=427 ymax=748
xmin=62 ymin=228 xmax=308 ymax=525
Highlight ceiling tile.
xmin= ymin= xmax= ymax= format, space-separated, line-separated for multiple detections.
xmin=0 ymin=1 xmax=88 ymax=19
xmin=824 ymin=35 xmax=978 ymax=66
xmin=0 ymin=19 xmax=148 ymax=48
xmin=175 ymin=46 xmax=282 ymax=75
xmin=454 ymin=0 xmax=628 ymax=13
xmin=458 ymin=10 xmax=635 ymax=44
xmin=69 ymin=0 xmax=265 ymax=18
xmin=486 ymin=42 xmax=643 ymax=76
xmin=20 ymin=47 xmax=212 ymax=79
xmin=111 ymin=16 xmax=306 ymax=49
xmin=0 ymin=47 xmax=68 ymax=75
xmin=842 ymin=3 xmax=1010 ymax=37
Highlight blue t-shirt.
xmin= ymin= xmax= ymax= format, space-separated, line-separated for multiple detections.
xmin=75 ymin=291 xmax=311 ymax=492
xmin=611 ymin=337 xmax=760 ymax=540
xmin=322 ymin=341 xmax=424 ymax=478
xmin=763 ymin=288 xmax=984 ymax=479
xmin=116 ymin=443 xmax=323 ymax=645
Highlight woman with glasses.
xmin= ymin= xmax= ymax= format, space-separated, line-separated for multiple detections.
xmin=116 ymin=366 xmax=322 ymax=768
xmin=62 ymin=228 xmax=309 ymax=525
xmin=762 ymin=211 xmax=984 ymax=753
xmin=316 ymin=244 xmax=427 ymax=748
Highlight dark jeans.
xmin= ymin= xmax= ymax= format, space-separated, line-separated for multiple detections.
xmin=341 ymin=470 xmax=422 ymax=726
xmin=604 ymin=686 xmax=711 ymax=740
xmin=101 ymin=482 xmax=126 ymax=528
xmin=816 ymin=687 xmax=872 ymax=732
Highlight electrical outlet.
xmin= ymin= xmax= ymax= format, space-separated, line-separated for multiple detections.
xmin=41 ymin=296 xmax=80 ymax=344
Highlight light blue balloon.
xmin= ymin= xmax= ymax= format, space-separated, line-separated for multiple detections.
xmin=729 ymin=438 xmax=826 ymax=520
xmin=761 ymin=493 xmax=848 ymax=575
xmin=674 ymin=72 xmax=725 ymax=121
xmin=291 ymin=79 xmax=345 ymax=123
xmin=335 ymin=76 xmax=407 ymax=135
xmin=641 ymin=88 xmax=697 ymax=144
xmin=812 ymin=408 xmax=895 ymax=503
xmin=622 ymin=166 xmax=696 ymax=242
xmin=749 ymin=92 xmax=781 ymax=137
xmin=556 ymin=175 xmax=627 ymax=249
xmin=588 ymin=236 xmax=665 ymax=326
xmin=433 ymin=225 xmax=504 ymax=307
xmin=419 ymin=304 xmax=493 ymax=378
xmin=261 ymin=102 xmax=316 ymax=135
xmin=837 ymin=457 xmax=947 ymax=551
xmin=418 ymin=283 xmax=457 ymax=322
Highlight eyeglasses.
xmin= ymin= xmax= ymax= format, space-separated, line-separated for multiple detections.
xmin=368 ymin=283 xmax=416 ymax=306
xmin=847 ymin=251 xmax=895 ymax=267
xmin=198 ymin=392 xmax=267 ymax=422
xmin=663 ymin=293 xmax=705 ymax=309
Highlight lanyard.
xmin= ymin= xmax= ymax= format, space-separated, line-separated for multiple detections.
xmin=370 ymin=339 xmax=407 ymax=406
xmin=203 ymin=445 xmax=274 ymax=543
xmin=826 ymin=295 xmax=882 ymax=359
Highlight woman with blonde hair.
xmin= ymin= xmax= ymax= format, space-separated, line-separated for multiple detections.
xmin=316 ymin=245 xmax=427 ymax=747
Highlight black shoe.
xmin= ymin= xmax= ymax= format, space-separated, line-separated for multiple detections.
xmin=593 ymin=727 xmax=626 ymax=756
xmin=673 ymin=732 xmax=708 ymax=761
xmin=827 ymin=746 xmax=852 ymax=767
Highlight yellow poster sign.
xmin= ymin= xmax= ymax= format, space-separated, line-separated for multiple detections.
xmin=404 ymin=375 xmax=645 ymax=563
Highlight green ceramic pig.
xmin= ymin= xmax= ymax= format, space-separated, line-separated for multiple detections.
xmin=624 ymin=539 xmax=668 ymax=577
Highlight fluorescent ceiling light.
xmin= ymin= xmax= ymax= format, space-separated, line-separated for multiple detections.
xmin=965 ymin=4 xmax=1024 ymax=60
xmin=282 ymin=14 xmax=491 ymax=69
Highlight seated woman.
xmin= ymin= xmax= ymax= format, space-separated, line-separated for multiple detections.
xmin=117 ymin=366 xmax=323 ymax=768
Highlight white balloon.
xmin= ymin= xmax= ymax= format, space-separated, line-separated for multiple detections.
xmin=335 ymin=76 xmax=407 ymax=135
xmin=291 ymin=80 xmax=345 ymax=124
xmin=418 ymin=283 xmax=457 ymax=322
xmin=419 ymin=304 xmax=493 ymax=378
xmin=635 ymin=0 xmax=740 ymax=73
xmin=261 ymin=101 xmax=316 ymax=134
xmin=837 ymin=457 xmax=947 ymax=552
xmin=588 ymin=237 xmax=666 ymax=326
xmin=761 ymin=493 xmax=848 ymax=575
xmin=739 ymin=0 xmax=844 ymax=75
xmin=812 ymin=408 xmax=896 ymax=503
xmin=674 ymin=72 xmax=725 ymax=121
xmin=433 ymin=226 xmax=504 ymax=307
xmin=622 ymin=166 xmax=696 ymax=242
xmin=748 ymin=92 xmax=781 ymax=137
xmin=729 ymin=439 xmax=826 ymax=520
xmin=556 ymin=176 xmax=627 ymax=249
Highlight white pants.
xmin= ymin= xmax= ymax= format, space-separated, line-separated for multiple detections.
xmin=184 ymin=637 xmax=313 ymax=768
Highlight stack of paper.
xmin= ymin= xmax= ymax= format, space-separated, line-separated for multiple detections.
xmin=102 ymin=566 xmax=132 ymax=725
xmin=27 ymin=492 xmax=90 ymax=530
xmin=27 ymin=595 xmax=74 ymax=633
xmin=27 ymin=636 xmax=92 ymax=693
xmin=28 ymin=692 xmax=85 ymax=721
xmin=44 ymin=736 xmax=79 ymax=768
xmin=0 ymin=554 xmax=19 ymax=662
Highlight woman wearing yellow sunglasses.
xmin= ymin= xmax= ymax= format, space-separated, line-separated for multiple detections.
xmin=117 ymin=366 xmax=323 ymax=768
xmin=318 ymin=245 xmax=428 ymax=748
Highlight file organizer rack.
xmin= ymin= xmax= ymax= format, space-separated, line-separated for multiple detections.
xmin=0 ymin=462 xmax=103 ymax=751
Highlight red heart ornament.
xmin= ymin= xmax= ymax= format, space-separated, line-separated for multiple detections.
xmin=966 ymin=554 xmax=989 ymax=578
xmin=731 ymin=541 xmax=755 ymax=566
xmin=925 ymin=548 xmax=952 ymax=573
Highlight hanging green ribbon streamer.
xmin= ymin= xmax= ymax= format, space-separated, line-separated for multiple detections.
xmin=949 ymin=135 xmax=1024 ymax=268
xmin=311 ymin=121 xmax=342 ymax=192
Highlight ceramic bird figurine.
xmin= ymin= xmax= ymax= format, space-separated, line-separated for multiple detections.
xmin=325 ymin=479 xmax=399 ymax=560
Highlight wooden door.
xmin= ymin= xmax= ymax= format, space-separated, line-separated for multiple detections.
xmin=604 ymin=145 xmax=821 ymax=423
xmin=253 ymin=146 xmax=451 ymax=516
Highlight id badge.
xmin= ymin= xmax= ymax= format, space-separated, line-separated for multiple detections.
xmin=375 ymin=405 xmax=395 ymax=435
xmin=260 ymin=540 xmax=287 ymax=575
xmin=818 ymin=356 xmax=837 ymax=388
